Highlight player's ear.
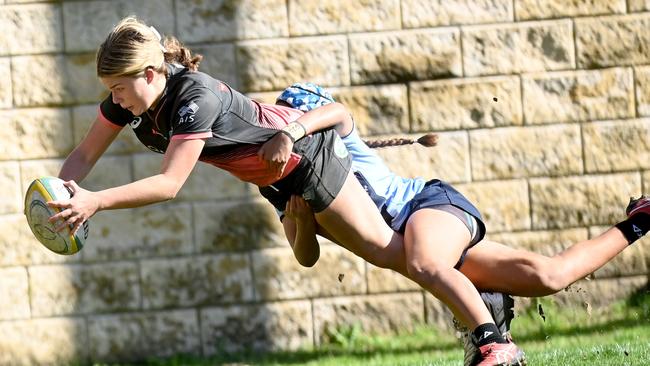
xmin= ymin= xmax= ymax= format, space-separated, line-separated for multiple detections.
xmin=144 ymin=67 xmax=156 ymax=84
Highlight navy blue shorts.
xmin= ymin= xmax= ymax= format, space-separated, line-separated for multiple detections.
xmin=390 ymin=179 xmax=486 ymax=268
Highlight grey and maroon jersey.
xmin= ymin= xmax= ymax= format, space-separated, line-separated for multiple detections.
xmin=98 ymin=63 xmax=304 ymax=186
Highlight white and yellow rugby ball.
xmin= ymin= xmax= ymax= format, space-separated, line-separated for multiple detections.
xmin=24 ymin=177 xmax=89 ymax=255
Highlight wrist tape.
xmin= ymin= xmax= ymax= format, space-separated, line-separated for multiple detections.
xmin=280 ymin=121 xmax=307 ymax=143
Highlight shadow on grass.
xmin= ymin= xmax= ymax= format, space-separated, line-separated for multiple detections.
xmin=141 ymin=337 xmax=460 ymax=366
xmin=514 ymin=315 xmax=650 ymax=343
xmin=627 ymin=283 xmax=650 ymax=309
xmin=109 ymin=285 xmax=650 ymax=366
xmin=513 ymin=282 xmax=650 ymax=343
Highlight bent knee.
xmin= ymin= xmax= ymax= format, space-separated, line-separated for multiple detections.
xmin=406 ymin=261 xmax=444 ymax=285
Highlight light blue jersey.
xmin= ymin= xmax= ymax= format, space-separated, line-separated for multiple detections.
xmin=277 ymin=82 xmax=426 ymax=222
xmin=276 ymin=83 xmax=485 ymax=245
xmin=342 ymin=127 xmax=426 ymax=224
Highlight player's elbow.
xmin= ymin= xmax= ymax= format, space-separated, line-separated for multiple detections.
xmin=330 ymin=102 xmax=353 ymax=135
xmin=163 ymin=190 xmax=178 ymax=201
xmin=294 ymin=245 xmax=320 ymax=267
xmin=159 ymin=175 xmax=186 ymax=201
xmin=296 ymin=252 xmax=319 ymax=267
xmin=330 ymin=102 xmax=349 ymax=121
xmin=160 ymin=184 xmax=180 ymax=201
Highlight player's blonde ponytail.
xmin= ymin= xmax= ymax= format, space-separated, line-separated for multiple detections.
xmin=162 ymin=36 xmax=202 ymax=72
xmin=96 ymin=16 xmax=202 ymax=77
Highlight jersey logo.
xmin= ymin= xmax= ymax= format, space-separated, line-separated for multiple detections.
xmin=333 ymin=135 xmax=349 ymax=158
xmin=147 ymin=145 xmax=165 ymax=154
xmin=130 ymin=116 xmax=142 ymax=128
xmin=151 ymin=128 xmax=167 ymax=140
xmin=178 ymin=101 xmax=199 ymax=124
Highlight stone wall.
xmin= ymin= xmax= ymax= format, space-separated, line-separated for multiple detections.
xmin=0 ymin=0 xmax=649 ymax=364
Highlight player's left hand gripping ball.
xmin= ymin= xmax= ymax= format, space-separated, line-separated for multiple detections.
xmin=24 ymin=177 xmax=89 ymax=255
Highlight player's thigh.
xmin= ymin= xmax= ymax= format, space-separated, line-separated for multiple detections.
xmin=404 ymin=208 xmax=471 ymax=268
xmin=459 ymin=240 xmax=544 ymax=290
xmin=315 ymin=172 xmax=396 ymax=257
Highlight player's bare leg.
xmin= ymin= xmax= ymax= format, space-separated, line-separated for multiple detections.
xmin=460 ymin=196 xmax=650 ymax=297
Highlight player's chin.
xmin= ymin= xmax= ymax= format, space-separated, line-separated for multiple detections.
xmin=129 ymin=104 xmax=145 ymax=116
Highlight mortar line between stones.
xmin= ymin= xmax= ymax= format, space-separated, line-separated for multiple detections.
xmin=59 ymin=1 xmax=67 ymax=56
xmin=310 ymin=298 xmax=316 ymax=348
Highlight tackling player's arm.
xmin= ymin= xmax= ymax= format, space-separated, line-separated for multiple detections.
xmin=291 ymin=101 xmax=353 ymax=137
xmin=258 ymin=102 xmax=354 ymax=176
xmin=282 ymin=195 xmax=321 ymax=267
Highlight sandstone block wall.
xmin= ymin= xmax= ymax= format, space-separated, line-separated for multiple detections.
xmin=0 ymin=0 xmax=649 ymax=364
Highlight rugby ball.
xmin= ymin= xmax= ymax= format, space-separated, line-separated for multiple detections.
xmin=24 ymin=176 xmax=89 ymax=255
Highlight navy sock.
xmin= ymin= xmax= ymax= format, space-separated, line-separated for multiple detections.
xmin=472 ymin=323 xmax=506 ymax=346
xmin=615 ymin=213 xmax=650 ymax=245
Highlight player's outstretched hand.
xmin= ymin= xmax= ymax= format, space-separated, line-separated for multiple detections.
xmin=47 ymin=180 xmax=98 ymax=235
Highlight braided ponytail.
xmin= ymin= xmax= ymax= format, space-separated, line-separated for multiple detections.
xmin=364 ymin=133 xmax=438 ymax=149
xmin=274 ymin=82 xmax=439 ymax=149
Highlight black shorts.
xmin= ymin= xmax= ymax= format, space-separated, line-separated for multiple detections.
xmin=259 ymin=128 xmax=352 ymax=213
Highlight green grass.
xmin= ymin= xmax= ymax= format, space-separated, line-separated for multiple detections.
xmin=99 ymin=286 xmax=650 ymax=366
